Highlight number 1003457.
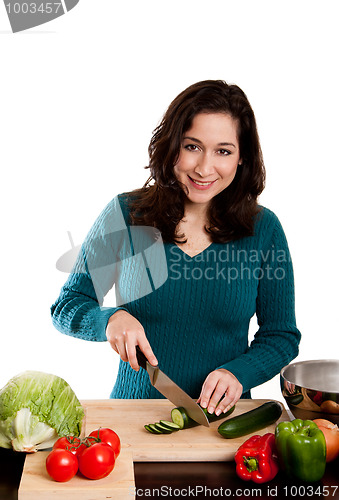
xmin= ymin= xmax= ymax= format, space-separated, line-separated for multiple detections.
xmin=5 ymin=2 xmax=63 ymax=14
xmin=283 ymin=485 xmax=338 ymax=497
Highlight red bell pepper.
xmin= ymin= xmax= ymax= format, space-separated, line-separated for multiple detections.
xmin=234 ymin=433 xmax=279 ymax=484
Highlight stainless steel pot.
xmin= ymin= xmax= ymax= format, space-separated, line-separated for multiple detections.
xmin=280 ymin=359 xmax=339 ymax=424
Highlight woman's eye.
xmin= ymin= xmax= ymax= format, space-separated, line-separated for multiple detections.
xmin=184 ymin=144 xmax=199 ymax=152
xmin=218 ymin=149 xmax=230 ymax=156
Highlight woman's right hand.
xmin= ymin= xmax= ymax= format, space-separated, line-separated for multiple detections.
xmin=106 ymin=310 xmax=158 ymax=371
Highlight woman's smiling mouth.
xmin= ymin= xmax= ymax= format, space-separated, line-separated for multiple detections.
xmin=188 ymin=175 xmax=217 ymax=190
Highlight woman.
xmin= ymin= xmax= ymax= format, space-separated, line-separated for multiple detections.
xmin=51 ymin=80 xmax=301 ymax=416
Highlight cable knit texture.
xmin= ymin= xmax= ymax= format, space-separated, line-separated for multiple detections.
xmin=51 ymin=194 xmax=301 ymax=399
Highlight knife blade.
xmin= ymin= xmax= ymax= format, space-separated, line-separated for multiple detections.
xmin=136 ymin=346 xmax=210 ymax=427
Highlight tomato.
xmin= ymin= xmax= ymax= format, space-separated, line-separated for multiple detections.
xmin=46 ymin=449 xmax=78 ymax=482
xmin=78 ymin=442 xmax=115 ymax=480
xmin=53 ymin=436 xmax=87 ymax=458
xmin=89 ymin=427 xmax=121 ymax=457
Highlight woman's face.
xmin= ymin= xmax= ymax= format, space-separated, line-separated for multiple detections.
xmin=174 ymin=112 xmax=241 ymax=208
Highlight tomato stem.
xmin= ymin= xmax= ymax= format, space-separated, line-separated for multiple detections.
xmin=60 ymin=428 xmax=103 ymax=450
xmin=64 ymin=435 xmax=82 ymax=451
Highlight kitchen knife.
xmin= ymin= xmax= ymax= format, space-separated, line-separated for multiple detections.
xmin=136 ymin=346 xmax=210 ymax=427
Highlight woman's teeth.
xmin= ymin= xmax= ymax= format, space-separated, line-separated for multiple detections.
xmin=190 ymin=177 xmax=215 ymax=186
xmin=194 ymin=180 xmax=213 ymax=186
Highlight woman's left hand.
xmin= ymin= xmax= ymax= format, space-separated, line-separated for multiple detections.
xmin=197 ymin=369 xmax=243 ymax=416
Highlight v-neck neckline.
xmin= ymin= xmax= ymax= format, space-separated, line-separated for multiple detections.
xmin=172 ymin=242 xmax=215 ymax=260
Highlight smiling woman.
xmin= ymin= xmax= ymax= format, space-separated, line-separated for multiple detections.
xmin=172 ymin=113 xmax=242 ymax=258
xmin=174 ymin=113 xmax=241 ymax=204
xmin=130 ymin=80 xmax=265 ymax=245
xmin=51 ymin=80 xmax=301 ymax=417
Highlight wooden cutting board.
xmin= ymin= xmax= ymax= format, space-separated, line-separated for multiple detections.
xmin=18 ymin=399 xmax=289 ymax=499
xmin=18 ymin=449 xmax=134 ymax=500
xmin=83 ymin=398 xmax=288 ymax=461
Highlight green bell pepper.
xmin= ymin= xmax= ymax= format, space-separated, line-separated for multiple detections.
xmin=275 ymin=419 xmax=326 ymax=482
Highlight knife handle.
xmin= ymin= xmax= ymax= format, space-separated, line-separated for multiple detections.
xmin=135 ymin=345 xmax=148 ymax=370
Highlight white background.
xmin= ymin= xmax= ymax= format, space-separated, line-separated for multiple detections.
xmin=1 ymin=1 xmax=338 ymax=403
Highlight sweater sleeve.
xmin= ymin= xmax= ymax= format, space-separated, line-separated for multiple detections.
xmin=50 ymin=196 xmax=129 ymax=342
xmin=218 ymin=212 xmax=301 ymax=393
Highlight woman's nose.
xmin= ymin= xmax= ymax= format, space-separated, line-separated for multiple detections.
xmin=194 ymin=153 xmax=215 ymax=177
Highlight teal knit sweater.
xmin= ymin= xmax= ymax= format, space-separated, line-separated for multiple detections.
xmin=51 ymin=194 xmax=301 ymax=399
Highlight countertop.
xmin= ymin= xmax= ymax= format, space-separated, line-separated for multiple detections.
xmin=1 ymin=447 xmax=339 ymax=499
xmin=2 ymin=399 xmax=339 ymax=499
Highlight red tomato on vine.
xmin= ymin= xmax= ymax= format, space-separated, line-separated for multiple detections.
xmin=78 ymin=442 xmax=116 ymax=479
xmin=53 ymin=435 xmax=87 ymax=458
xmin=46 ymin=449 xmax=78 ymax=482
xmin=89 ymin=428 xmax=121 ymax=457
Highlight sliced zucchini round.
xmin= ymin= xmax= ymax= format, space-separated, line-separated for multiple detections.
xmin=171 ymin=407 xmax=198 ymax=429
xmin=148 ymin=423 xmax=163 ymax=434
xmin=154 ymin=422 xmax=173 ymax=434
xmin=144 ymin=424 xmax=157 ymax=434
xmin=159 ymin=420 xmax=181 ymax=431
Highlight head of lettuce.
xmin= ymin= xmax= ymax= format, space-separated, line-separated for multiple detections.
xmin=0 ymin=371 xmax=84 ymax=452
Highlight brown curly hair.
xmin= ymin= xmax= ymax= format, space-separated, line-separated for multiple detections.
xmin=125 ymin=80 xmax=266 ymax=243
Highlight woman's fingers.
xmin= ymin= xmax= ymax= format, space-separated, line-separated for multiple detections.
xmin=137 ymin=337 xmax=158 ymax=367
xmin=199 ymin=372 xmax=224 ymax=413
xmin=125 ymin=336 xmax=140 ymax=370
xmin=126 ymin=335 xmax=158 ymax=370
xmin=198 ymin=369 xmax=243 ymax=415
xmin=106 ymin=310 xmax=157 ymax=370
xmin=113 ymin=334 xmax=129 ymax=362
xmin=215 ymin=385 xmax=242 ymax=416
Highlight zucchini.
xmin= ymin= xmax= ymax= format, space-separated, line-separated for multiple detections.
xmin=145 ymin=421 xmax=180 ymax=434
xmin=171 ymin=407 xmax=195 ymax=429
xmin=148 ymin=424 xmax=163 ymax=434
xmin=159 ymin=420 xmax=181 ymax=431
xmin=154 ymin=422 xmax=173 ymax=434
xmin=202 ymin=405 xmax=235 ymax=422
xmin=144 ymin=424 xmax=158 ymax=434
xmin=145 ymin=404 xmax=236 ymax=435
xmin=217 ymin=401 xmax=283 ymax=439
xmin=171 ymin=405 xmax=235 ymax=429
